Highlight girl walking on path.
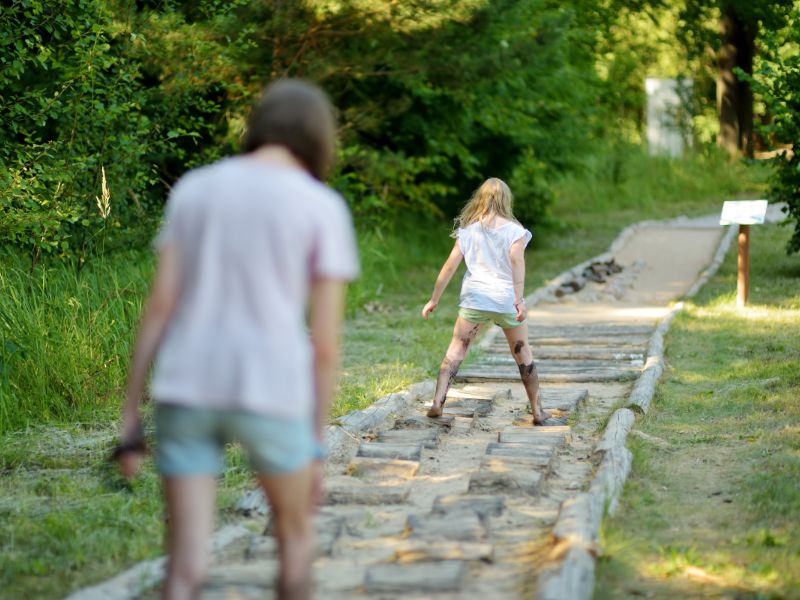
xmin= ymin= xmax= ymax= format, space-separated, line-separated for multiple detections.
xmin=114 ymin=80 xmax=359 ymax=600
xmin=421 ymin=178 xmax=554 ymax=425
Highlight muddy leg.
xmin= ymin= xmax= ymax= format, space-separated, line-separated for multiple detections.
xmin=428 ymin=317 xmax=481 ymax=418
xmin=502 ymin=322 xmax=551 ymax=423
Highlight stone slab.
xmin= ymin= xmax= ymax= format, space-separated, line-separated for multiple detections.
xmin=534 ymin=337 xmax=650 ymax=348
xmin=393 ymin=540 xmax=495 ymax=563
xmin=365 ymin=560 xmax=466 ymax=593
xmin=347 ymin=457 xmax=420 ymax=479
xmin=456 ymin=367 xmax=639 ymax=383
xmin=407 ymin=511 xmax=488 ymax=542
xmin=480 ymin=454 xmax=554 ymax=472
xmin=444 ymin=398 xmax=494 ymax=417
xmin=323 ymin=477 xmax=410 ymax=505
xmin=432 ymin=494 xmax=505 ymax=518
xmin=393 ymin=414 xmax=455 ymax=431
xmin=442 ymin=405 xmax=477 ymax=418
xmin=486 ymin=442 xmax=555 ymax=461
xmin=469 ymin=467 xmax=544 ymax=496
xmin=377 ymin=428 xmax=440 ymax=448
xmin=498 ymin=426 xmax=571 ymax=446
xmin=540 ymin=388 xmax=589 ymax=412
xmin=357 ymin=441 xmax=422 ymax=461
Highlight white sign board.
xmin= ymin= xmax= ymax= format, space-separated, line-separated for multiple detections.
xmin=720 ymin=200 xmax=768 ymax=225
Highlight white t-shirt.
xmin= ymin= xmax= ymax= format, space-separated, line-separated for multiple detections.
xmin=457 ymin=220 xmax=532 ymax=313
xmin=150 ymin=157 xmax=359 ymax=420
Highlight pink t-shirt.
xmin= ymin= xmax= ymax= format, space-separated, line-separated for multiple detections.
xmin=150 ymin=157 xmax=359 ymax=420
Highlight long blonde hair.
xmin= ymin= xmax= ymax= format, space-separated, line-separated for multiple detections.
xmin=453 ymin=177 xmax=518 ymax=234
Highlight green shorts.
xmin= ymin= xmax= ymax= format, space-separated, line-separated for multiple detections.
xmin=459 ymin=307 xmax=525 ymax=329
xmin=154 ymin=403 xmax=317 ymax=477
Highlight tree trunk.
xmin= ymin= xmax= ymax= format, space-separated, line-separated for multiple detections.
xmin=717 ymin=5 xmax=756 ymax=158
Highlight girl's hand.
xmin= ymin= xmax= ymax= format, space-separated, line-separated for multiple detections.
xmin=114 ymin=409 xmax=147 ymax=479
xmin=422 ymin=300 xmax=438 ymax=320
xmin=514 ymin=299 xmax=526 ymax=322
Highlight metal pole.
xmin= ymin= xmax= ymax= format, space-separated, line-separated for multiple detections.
xmin=737 ymin=224 xmax=750 ymax=307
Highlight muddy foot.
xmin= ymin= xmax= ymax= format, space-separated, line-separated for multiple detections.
xmin=427 ymin=404 xmax=444 ymax=418
xmin=533 ymin=416 xmax=567 ymax=426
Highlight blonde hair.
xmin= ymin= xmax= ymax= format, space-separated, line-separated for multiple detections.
xmin=453 ymin=177 xmax=518 ymax=233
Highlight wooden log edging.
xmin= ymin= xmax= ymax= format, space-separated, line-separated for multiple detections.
xmin=537 ymin=222 xmax=738 ymax=600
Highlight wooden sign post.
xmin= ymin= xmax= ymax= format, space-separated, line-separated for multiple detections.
xmin=720 ymin=200 xmax=768 ymax=307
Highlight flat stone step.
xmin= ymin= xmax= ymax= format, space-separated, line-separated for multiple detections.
xmin=528 ymin=323 xmax=653 ymax=336
xmin=394 ymin=414 xmax=455 ymax=431
xmin=253 ymin=512 xmax=345 ymax=558
xmin=456 ymin=366 xmax=638 ymax=383
xmin=346 ymin=457 xmax=420 ymax=479
xmin=443 ymin=405 xmax=477 ymax=418
xmin=522 ymin=335 xmax=650 ymax=347
xmin=444 ymin=397 xmax=494 ymax=417
xmin=377 ymin=428 xmax=440 ymax=448
xmin=432 ymin=494 xmax=505 ymax=518
xmin=365 ymin=560 xmax=467 ymax=594
xmin=357 ymin=441 xmax=422 ymax=461
xmin=486 ymin=442 xmax=555 ymax=461
xmin=491 ymin=347 xmax=646 ymax=361
xmin=323 ymin=477 xmax=410 ymax=505
xmin=475 ymin=355 xmax=642 ymax=368
xmin=480 ymin=454 xmax=555 ymax=472
xmin=540 ymin=388 xmax=588 ymax=412
xmin=393 ymin=540 xmax=495 ymax=563
xmin=498 ymin=426 xmax=571 ymax=446
xmin=469 ymin=465 xmax=545 ymax=496
xmin=407 ymin=511 xmax=488 ymax=542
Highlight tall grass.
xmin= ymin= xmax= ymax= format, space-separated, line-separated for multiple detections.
xmin=0 ymin=252 xmax=153 ymax=432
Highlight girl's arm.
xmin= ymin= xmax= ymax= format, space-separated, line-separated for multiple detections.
xmin=118 ymin=244 xmax=182 ymax=477
xmin=510 ymin=237 xmax=527 ymax=322
xmin=308 ymin=277 xmax=347 ymax=507
xmin=422 ymin=240 xmax=463 ymax=319
xmin=308 ymin=277 xmax=346 ymax=445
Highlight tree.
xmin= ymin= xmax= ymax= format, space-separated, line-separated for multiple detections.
xmin=681 ymin=0 xmax=793 ymax=158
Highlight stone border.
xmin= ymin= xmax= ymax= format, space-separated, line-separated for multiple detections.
xmin=537 ymin=221 xmax=745 ymax=599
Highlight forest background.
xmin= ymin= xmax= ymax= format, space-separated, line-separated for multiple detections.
xmin=0 ymin=1 xmax=798 ymax=597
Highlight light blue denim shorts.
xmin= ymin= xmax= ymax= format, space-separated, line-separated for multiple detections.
xmin=154 ymin=403 xmax=316 ymax=477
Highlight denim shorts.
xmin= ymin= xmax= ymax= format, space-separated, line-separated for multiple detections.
xmin=154 ymin=403 xmax=316 ymax=477
xmin=459 ymin=307 xmax=525 ymax=329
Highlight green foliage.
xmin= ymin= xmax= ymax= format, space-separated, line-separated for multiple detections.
xmin=748 ymin=17 xmax=800 ymax=254
xmin=0 ymin=1 xmax=161 ymax=262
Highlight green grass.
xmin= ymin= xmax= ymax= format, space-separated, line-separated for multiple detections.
xmin=0 ymin=148 xmax=770 ymax=598
xmin=594 ymin=222 xmax=800 ymax=599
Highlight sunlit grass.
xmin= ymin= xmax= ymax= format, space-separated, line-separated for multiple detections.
xmin=595 ymin=223 xmax=800 ymax=599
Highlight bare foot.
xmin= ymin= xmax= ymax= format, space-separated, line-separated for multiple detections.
xmin=532 ymin=409 xmax=553 ymax=425
xmin=427 ymin=404 xmax=443 ymax=418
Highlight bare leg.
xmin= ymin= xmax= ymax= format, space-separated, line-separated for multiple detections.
xmin=427 ymin=317 xmax=482 ymax=417
xmin=162 ymin=476 xmax=217 ymax=600
xmin=502 ymin=322 xmax=551 ymax=424
xmin=257 ymin=465 xmax=315 ymax=600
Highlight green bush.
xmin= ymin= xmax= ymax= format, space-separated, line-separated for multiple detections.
xmin=749 ymin=24 xmax=800 ymax=254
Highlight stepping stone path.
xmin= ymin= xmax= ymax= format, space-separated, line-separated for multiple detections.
xmin=189 ymin=319 xmax=652 ymax=599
